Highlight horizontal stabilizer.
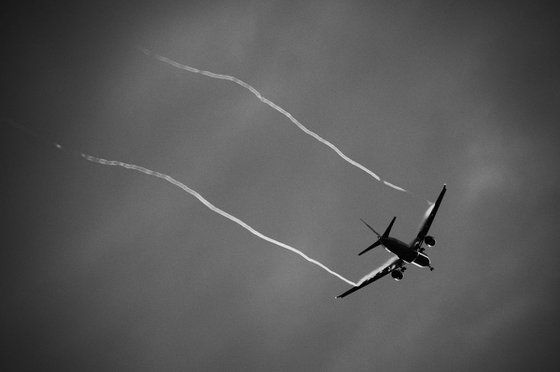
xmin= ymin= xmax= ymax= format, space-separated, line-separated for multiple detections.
xmin=358 ymin=240 xmax=381 ymax=256
xmin=360 ymin=218 xmax=380 ymax=237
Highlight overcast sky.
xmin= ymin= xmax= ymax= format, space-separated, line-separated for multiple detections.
xmin=2 ymin=1 xmax=560 ymax=371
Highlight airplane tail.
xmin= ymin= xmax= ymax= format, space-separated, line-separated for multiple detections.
xmin=358 ymin=217 xmax=396 ymax=256
xmin=382 ymin=217 xmax=396 ymax=238
xmin=359 ymin=239 xmax=382 ymax=256
xmin=360 ymin=218 xmax=380 ymax=237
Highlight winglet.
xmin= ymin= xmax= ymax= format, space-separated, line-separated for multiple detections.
xmin=336 ymin=285 xmax=359 ymax=299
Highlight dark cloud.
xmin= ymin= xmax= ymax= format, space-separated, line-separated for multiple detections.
xmin=3 ymin=1 xmax=560 ymax=371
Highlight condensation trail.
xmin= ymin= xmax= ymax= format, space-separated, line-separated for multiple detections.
xmin=357 ymin=256 xmax=399 ymax=285
xmin=3 ymin=119 xmax=357 ymax=285
xmin=81 ymin=153 xmax=358 ymax=286
xmin=137 ymin=47 xmax=415 ymax=195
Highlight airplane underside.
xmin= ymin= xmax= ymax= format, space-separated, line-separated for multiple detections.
xmin=384 ymin=239 xmax=432 ymax=269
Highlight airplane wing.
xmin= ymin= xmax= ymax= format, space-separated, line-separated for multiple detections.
xmin=413 ymin=184 xmax=446 ymax=247
xmin=336 ymin=257 xmax=404 ymax=299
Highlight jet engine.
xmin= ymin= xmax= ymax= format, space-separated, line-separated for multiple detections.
xmin=391 ymin=270 xmax=403 ymax=281
xmin=424 ymin=235 xmax=436 ymax=247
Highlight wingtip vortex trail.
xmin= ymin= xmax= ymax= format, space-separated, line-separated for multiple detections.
xmin=4 ymin=120 xmax=359 ymax=286
xmin=81 ymin=152 xmax=358 ymax=287
xmin=138 ymin=48 xmax=416 ymax=198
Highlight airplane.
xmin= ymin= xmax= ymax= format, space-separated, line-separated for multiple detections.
xmin=336 ymin=184 xmax=446 ymax=299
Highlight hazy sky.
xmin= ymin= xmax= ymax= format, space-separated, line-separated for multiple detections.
xmin=3 ymin=1 xmax=560 ymax=371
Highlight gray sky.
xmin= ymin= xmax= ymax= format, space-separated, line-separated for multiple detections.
xmin=3 ymin=1 xmax=560 ymax=371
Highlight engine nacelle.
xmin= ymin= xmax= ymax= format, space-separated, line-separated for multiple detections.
xmin=391 ymin=270 xmax=403 ymax=281
xmin=424 ymin=235 xmax=436 ymax=247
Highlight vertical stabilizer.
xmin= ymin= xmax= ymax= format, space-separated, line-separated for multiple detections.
xmin=383 ymin=217 xmax=396 ymax=238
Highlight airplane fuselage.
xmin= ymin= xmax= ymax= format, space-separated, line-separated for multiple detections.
xmin=381 ymin=237 xmax=431 ymax=269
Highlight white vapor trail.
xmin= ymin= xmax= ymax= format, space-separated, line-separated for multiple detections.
xmin=138 ymin=47 xmax=413 ymax=195
xmin=81 ymin=153 xmax=358 ymax=286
